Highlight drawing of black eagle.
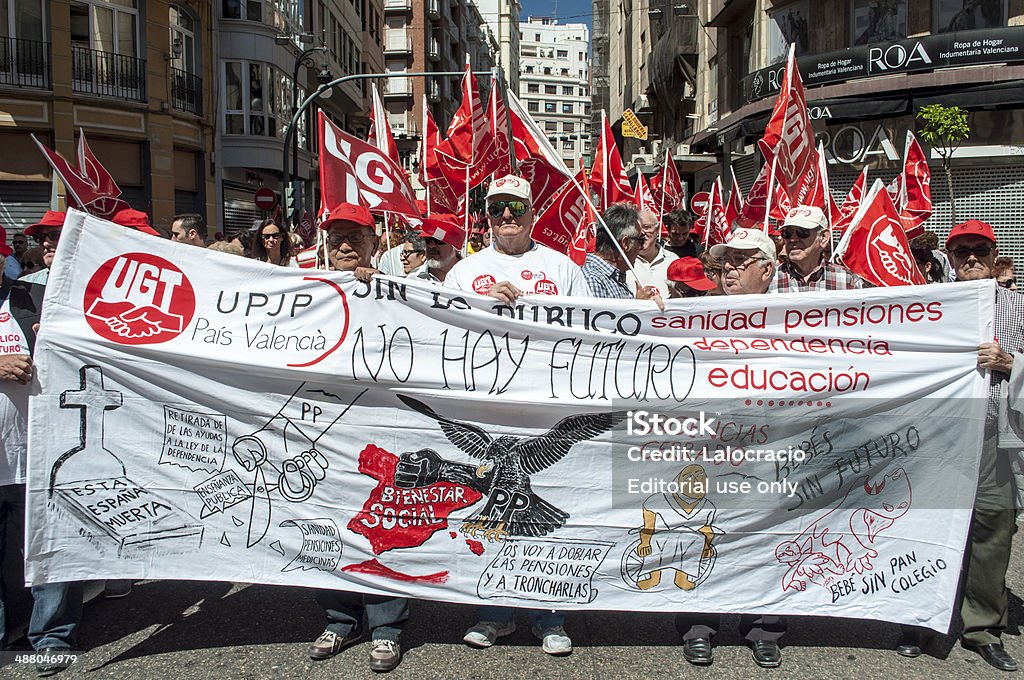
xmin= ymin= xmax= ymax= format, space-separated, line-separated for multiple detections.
xmin=394 ymin=395 xmax=624 ymax=542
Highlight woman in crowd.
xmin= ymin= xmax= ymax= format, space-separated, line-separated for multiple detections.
xmin=248 ymin=219 xmax=296 ymax=267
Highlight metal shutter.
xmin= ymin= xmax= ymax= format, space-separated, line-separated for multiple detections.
xmin=174 ymin=190 xmax=199 ymax=216
xmin=733 ymin=153 xmax=762 ymax=194
xmin=223 ymin=185 xmax=259 ymax=238
xmin=827 ymin=161 xmax=1024 ymax=267
xmin=0 ymin=181 xmax=51 ymax=236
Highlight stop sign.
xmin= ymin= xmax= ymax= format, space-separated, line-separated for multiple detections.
xmin=690 ymin=191 xmax=710 ymax=215
xmin=255 ymin=187 xmax=278 ymax=211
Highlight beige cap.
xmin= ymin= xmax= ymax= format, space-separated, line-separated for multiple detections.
xmin=709 ymin=227 xmax=778 ymax=262
xmin=486 ymin=175 xmax=532 ymax=203
xmin=782 ymin=205 xmax=827 ymax=231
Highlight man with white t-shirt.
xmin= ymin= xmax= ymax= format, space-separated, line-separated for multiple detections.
xmin=444 ymin=174 xmax=585 ymax=655
xmin=445 ymin=175 xmax=590 ymax=303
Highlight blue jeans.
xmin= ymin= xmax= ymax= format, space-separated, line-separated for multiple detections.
xmin=0 ymin=485 xmax=83 ymax=650
xmin=478 ymin=606 xmax=564 ymax=631
xmin=316 ymin=589 xmax=408 ymax=642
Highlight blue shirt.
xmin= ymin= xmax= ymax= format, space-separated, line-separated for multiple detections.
xmin=581 ymin=253 xmax=632 ymax=299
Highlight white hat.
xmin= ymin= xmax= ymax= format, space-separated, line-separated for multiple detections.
xmin=486 ymin=175 xmax=532 ymax=203
xmin=709 ymin=227 xmax=777 ymax=262
xmin=782 ymin=205 xmax=827 ymax=231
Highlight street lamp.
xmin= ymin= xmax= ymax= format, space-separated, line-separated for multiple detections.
xmin=288 ymin=44 xmax=328 ymax=226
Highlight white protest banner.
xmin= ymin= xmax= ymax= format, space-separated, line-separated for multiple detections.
xmin=27 ymin=211 xmax=994 ymax=632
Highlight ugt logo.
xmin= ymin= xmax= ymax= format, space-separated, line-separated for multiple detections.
xmin=84 ymin=253 xmax=196 ymax=345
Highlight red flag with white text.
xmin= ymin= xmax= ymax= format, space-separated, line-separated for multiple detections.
xmin=532 ymin=169 xmax=591 ymax=257
xmin=634 ymin=173 xmax=659 ymax=215
xmin=318 ymin=111 xmax=421 ymax=218
xmin=834 ymin=179 xmax=925 ymax=287
xmin=758 ymin=46 xmax=819 ymax=207
xmin=650 ymin=149 xmax=685 ymax=212
xmin=34 ymin=132 xmax=129 ymax=219
xmin=735 ymin=161 xmax=772 ymax=230
xmin=507 ymin=93 xmax=572 ymax=213
xmin=834 ymin=167 xmax=868 ymax=233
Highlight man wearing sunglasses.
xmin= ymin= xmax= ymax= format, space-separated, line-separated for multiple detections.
xmin=445 ymin=175 xmax=590 ymax=304
xmin=769 ymin=206 xmax=864 ymax=293
xmin=946 ymin=219 xmax=1024 ymax=672
xmin=20 ymin=211 xmax=66 ymax=286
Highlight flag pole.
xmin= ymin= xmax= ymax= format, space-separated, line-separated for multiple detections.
xmin=462 ymin=162 xmax=470 ymax=257
xmin=601 ymin=109 xmax=609 ymax=210
xmin=764 ymin=154 xmax=778 ymax=233
xmin=421 ymin=95 xmax=431 ymax=217
xmin=658 ymin=148 xmax=668 ymax=228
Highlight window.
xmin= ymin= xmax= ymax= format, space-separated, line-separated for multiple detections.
xmin=223 ymin=0 xmax=261 ymax=22
xmin=0 ymin=0 xmax=44 ymax=42
xmin=560 ymin=68 xmax=569 ymax=76
xmin=556 ymin=49 xmax=567 ymax=58
xmin=71 ymin=0 xmax=139 ymax=57
xmin=768 ymin=0 xmax=809 ymax=63
xmin=169 ymin=5 xmax=197 ymax=74
xmin=584 ymin=103 xmax=591 ymax=115
xmin=579 ymin=87 xmax=585 ymax=96
xmin=527 ymin=100 xmax=539 ymax=112
xmin=525 ymin=65 xmax=534 ymax=73
xmin=534 ymin=32 xmax=540 ymax=41
xmin=562 ymin=121 xmax=573 ymax=132
xmin=936 ymin=0 xmax=1006 ymax=33
xmin=544 ymin=121 xmax=557 ymax=131
xmin=851 ymin=0 xmax=907 ymax=44
xmin=544 ymin=101 xmax=555 ymax=113
xmin=223 ymin=60 xmax=293 ymax=138
xmin=562 ymin=103 xmax=572 ymax=113
xmin=527 ymin=83 xmax=538 ymax=93
xmin=222 ymin=0 xmax=301 ymax=32
xmin=562 ymin=86 xmax=573 ymax=95
xmin=544 ymin=84 xmax=556 ymax=94
xmin=543 ymin=66 xmax=550 ymax=75
xmin=578 ymin=51 xmax=584 ymax=60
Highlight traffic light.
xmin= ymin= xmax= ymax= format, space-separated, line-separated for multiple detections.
xmin=286 ymin=180 xmax=302 ymax=222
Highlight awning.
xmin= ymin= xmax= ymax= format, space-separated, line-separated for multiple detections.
xmin=915 ymin=79 xmax=1024 ymax=109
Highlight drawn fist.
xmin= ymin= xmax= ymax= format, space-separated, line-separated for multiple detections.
xmin=394 ymin=449 xmax=442 ymax=488
xmin=636 ymin=542 xmax=652 ymax=558
xmin=232 ymin=435 xmax=268 ymax=472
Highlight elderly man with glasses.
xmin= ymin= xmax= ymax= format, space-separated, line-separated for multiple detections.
xmin=20 ymin=211 xmax=65 ymax=285
xmin=769 ymin=206 xmax=865 ymax=293
xmin=945 ymin=220 xmax=1024 ymax=672
xmin=445 ymin=175 xmax=590 ymax=305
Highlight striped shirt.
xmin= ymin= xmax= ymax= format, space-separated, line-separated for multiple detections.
xmin=582 ymin=253 xmax=632 ymax=300
xmin=990 ymin=286 xmax=1024 ymax=421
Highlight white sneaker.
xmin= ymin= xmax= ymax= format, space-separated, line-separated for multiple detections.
xmin=463 ymin=620 xmax=516 ymax=648
xmin=532 ymin=625 xmax=572 ymax=656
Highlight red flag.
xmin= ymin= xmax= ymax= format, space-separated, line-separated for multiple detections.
xmin=507 ymin=93 xmax=572 ymax=214
xmin=696 ymin=180 xmax=728 ymax=247
xmin=634 ymin=173 xmax=659 ymax=215
xmin=898 ymin=132 xmax=932 ymax=238
xmin=368 ymin=83 xmax=400 ymax=165
xmin=724 ymin=169 xmax=743 ymax=228
xmin=650 ymin=149 xmax=685 ymax=212
xmin=735 ymin=161 xmax=771 ymax=230
xmin=834 ymin=179 xmax=925 ymax=287
xmin=588 ymin=110 xmax=631 ymax=211
xmin=758 ymin=46 xmax=818 ymax=207
xmin=419 ymin=102 xmax=461 ymax=215
xmin=566 ymin=200 xmax=596 ymax=266
xmin=770 ymin=178 xmax=792 ymax=221
xmin=532 ymin=169 xmax=591 ymax=256
xmin=484 ymin=78 xmax=514 ymax=180
xmin=318 ymin=111 xmax=420 ymax=218
xmin=833 ymin=167 xmax=868 ymax=233
xmin=33 ymin=132 xmax=129 ymax=219
xmin=444 ymin=60 xmax=488 ymax=161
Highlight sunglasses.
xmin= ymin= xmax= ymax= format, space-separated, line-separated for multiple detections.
xmin=999 ymin=278 xmax=1016 ymax=288
xmin=486 ymin=200 xmax=529 ymax=218
xmin=779 ymin=225 xmax=817 ymax=240
xmin=262 ymin=232 xmax=283 ymax=240
xmin=327 ymin=230 xmax=369 ymax=247
xmin=951 ymin=245 xmax=993 ymax=259
xmin=400 ymin=248 xmax=425 ymax=258
xmin=33 ymin=229 xmax=61 ymax=244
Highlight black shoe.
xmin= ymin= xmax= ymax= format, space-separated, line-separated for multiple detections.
xmin=35 ymin=648 xmax=74 ymax=677
xmin=751 ymin=640 xmax=782 ymax=668
xmin=896 ymin=631 xmax=923 ymax=658
xmin=682 ymin=637 xmax=713 ymax=666
xmin=963 ymin=641 xmax=1018 ymax=672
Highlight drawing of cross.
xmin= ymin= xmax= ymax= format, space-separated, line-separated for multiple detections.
xmin=60 ymin=365 xmax=123 ymax=449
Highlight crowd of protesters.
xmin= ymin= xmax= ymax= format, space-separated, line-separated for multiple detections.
xmin=0 ymin=174 xmax=1022 ymax=675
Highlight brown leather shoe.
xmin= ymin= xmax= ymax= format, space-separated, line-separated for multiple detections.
xmin=369 ymin=639 xmax=402 ymax=672
xmin=309 ymin=630 xmax=362 ymax=660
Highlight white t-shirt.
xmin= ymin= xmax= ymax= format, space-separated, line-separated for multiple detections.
xmin=626 ymin=245 xmax=677 ymax=297
xmin=445 ymin=242 xmax=590 ymax=297
xmin=0 ymin=295 xmax=30 ymax=486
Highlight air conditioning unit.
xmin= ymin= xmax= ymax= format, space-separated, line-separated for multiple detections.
xmin=631 ymin=154 xmax=652 ymax=167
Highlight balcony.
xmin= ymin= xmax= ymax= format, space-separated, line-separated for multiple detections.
xmin=427 ymin=78 xmax=440 ymax=102
xmin=428 ymin=37 xmax=440 ymax=61
xmin=0 ymin=37 xmax=50 ymax=89
xmin=383 ymin=0 xmax=413 ymax=13
xmin=384 ymin=29 xmax=412 ymax=55
xmin=428 ymin=0 xmax=440 ymax=18
xmin=170 ymin=67 xmax=202 ymax=115
xmin=71 ymin=45 xmax=145 ymax=101
xmin=382 ymin=77 xmax=412 ymax=97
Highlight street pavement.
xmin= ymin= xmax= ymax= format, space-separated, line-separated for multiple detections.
xmin=4 ymin=538 xmax=1024 ymax=679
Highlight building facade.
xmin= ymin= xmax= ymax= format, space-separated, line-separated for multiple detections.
xmin=518 ymin=17 xmax=591 ymax=166
xmin=476 ymin=0 xmax=520 ymax=93
xmin=381 ymin=0 xmax=497 ymax=171
xmin=693 ymin=0 xmax=1024 ymax=264
xmin=0 ymin=1 xmax=215 ymax=235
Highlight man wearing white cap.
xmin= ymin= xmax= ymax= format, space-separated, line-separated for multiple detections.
xmin=709 ymin=228 xmax=778 ymax=297
xmin=677 ymin=226 xmax=784 ymax=669
xmin=770 ymin=206 xmax=864 ymax=293
xmin=445 ymin=175 xmax=590 ymax=303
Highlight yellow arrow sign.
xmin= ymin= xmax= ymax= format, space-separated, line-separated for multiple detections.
xmin=621 ymin=108 xmax=648 ymax=141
